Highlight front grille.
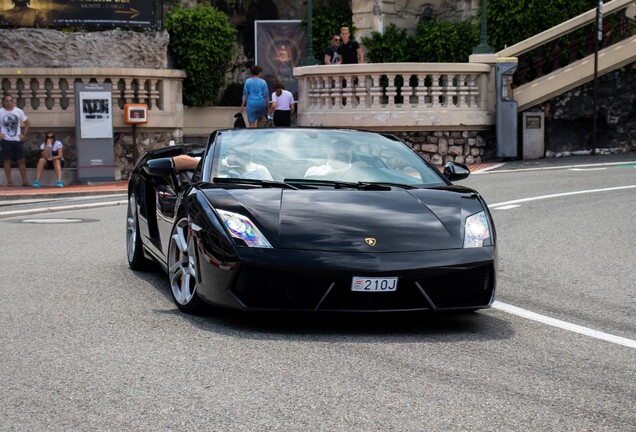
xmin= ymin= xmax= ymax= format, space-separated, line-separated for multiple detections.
xmin=233 ymin=266 xmax=331 ymax=310
xmin=418 ymin=264 xmax=494 ymax=309
xmin=319 ymin=280 xmax=432 ymax=311
xmin=231 ymin=263 xmax=494 ymax=311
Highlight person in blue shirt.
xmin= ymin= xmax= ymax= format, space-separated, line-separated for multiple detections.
xmin=240 ymin=65 xmax=269 ymax=128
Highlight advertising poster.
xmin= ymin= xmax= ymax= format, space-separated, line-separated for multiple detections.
xmin=255 ymin=20 xmax=305 ymax=99
xmin=0 ymin=0 xmax=157 ymax=29
xmin=79 ymin=91 xmax=112 ymax=139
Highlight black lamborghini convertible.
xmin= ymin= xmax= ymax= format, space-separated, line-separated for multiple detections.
xmin=126 ymin=128 xmax=496 ymax=313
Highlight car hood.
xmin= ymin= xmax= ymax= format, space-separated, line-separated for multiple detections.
xmin=201 ymin=187 xmax=484 ymax=252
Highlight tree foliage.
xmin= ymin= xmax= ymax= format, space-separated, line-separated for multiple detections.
xmin=487 ymin=0 xmax=597 ymax=50
xmin=305 ymin=4 xmax=354 ymax=61
xmin=165 ymin=5 xmax=236 ymax=106
xmin=362 ymin=21 xmax=478 ymax=63
xmin=414 ymin=20 xmax=479 ymax=63
xmin=361 ymin=24 xmax=417 ymax=63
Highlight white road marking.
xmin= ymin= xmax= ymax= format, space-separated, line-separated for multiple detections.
xmin=22 ymin=218 xmax=84 ymax=224
xmin=492 ymin=204 xmax=520 ymax=210
xmin=493 ymin=301 xmax=636 ymax=349
xmin=570 ymin=167 xmax=607 ymax=171
xmin=489 ymin=184 xmax=636 ymax=209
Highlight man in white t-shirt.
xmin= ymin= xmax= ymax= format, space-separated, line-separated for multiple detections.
xmin=269 ymin=83 xmax=295 ymax=127
xmin=0 ymin=94 xmax=30 ymax=186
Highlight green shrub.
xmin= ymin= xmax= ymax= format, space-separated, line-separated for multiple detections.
xmin=487 ymin=0 xmax=596 ymax=51
xmin=165 ymin=5 xmax=236 ymax=106
xmin=304 ymin=4 xmax=354 ymax=62
xmin=361 ymin=24 xmax=417 ymax=63
xmin=415 ymin=20 xmax=479 ymax=63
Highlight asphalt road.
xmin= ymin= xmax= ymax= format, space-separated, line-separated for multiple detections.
xmin=0 ymin=164 xmax=634 ymax=431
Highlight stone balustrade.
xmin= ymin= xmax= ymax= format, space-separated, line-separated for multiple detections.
xmin=0 ymin=67 xmax=186 ymax=130
xmin=293 ymin=63 xmax=494 ymax=131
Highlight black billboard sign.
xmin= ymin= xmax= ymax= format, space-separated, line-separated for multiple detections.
xmin=0 ymin=0 xmax=158 ymax=29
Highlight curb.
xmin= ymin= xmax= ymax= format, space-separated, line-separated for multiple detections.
xmin=0 ymin=200 xmax=128 ymax=219
xmin=0 ymin=189 xmax=127 ymax=201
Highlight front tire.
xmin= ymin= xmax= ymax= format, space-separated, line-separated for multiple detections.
xmin=127 ymin=193 xmax=151 ymax=270
xmin=168 ymin=217 xmax=203 ymax=313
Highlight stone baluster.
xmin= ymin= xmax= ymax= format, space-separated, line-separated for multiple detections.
xmin=28 ymin=77 xmax=44 ymax=110
xmin=385 ymin=74 xmax=397 ymax=109
xmin=367 ymin=73 xmax=382 ymax=109
xmin=123 ymin=77 xmax=136 ymax=104
xmin=155 ymin=79 xmax=164 ymax=110
xmin=341 ymin=75 xmax=354 ymax=108
xmin=6 ymin=77 xmax=21 ymax=107
xmin=457 ymin=74 xmax=469 ymax=108
xmin=414 ymin=74 xmax=428 ymax=107
xmin=444 ymin=74 xmax=457 ymax=107
xmin=332 ymin=75 xmax=344 ymax=109
xmin=50 ymin=77 xmax=63 ymax=110
xmin=321 ymin=76 xmax=331 ymax=109
xmin=466 ymin=74 xmax=479 ymax=107
xmin=306 ymin=76 xmax=318 ymax=109
xmin=67 ymin=78 xmax=79 ymax=112
xmin=430 ymin=74 xmax=442 ymax=107
xmin=463 ymin=74 xmax=473 ymax=107
xmin=315 ymin=76 xmax=326 ymax=109
xmin=351 ymin=74 xmax=362 ymax=108
xmin=148 ymin=79 xmax=161 ymax=110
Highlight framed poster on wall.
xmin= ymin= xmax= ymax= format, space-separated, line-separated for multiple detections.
xmin=254 ymin=20 xmax=305 ymax=100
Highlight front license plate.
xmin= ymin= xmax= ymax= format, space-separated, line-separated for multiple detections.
xmin=351 ymin=277 xmax=398 ymax=292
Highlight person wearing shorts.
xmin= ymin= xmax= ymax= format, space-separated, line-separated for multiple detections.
xmin=0 ymin=94 xmax=30 ymax=186
xmin=33 ymin=132 xmax=64 ymax=188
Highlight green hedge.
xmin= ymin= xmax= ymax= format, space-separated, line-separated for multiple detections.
xmin=165 ymin=5 xmax=236 ymax=107
xmin=362 ymin=22 xmax=478 ymax=63
xmin=487 ymin=0 xmax=597 ymax=51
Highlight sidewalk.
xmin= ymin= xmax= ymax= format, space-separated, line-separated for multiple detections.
xmin=1 ymin=152 xmax=634 ymax=200
xmin=0 ymin=180 xmax=128 ymax=200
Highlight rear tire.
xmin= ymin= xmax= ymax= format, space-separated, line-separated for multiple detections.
xmin=168 ymin=217 xmax=204 ymax=313
xmin=127 ymin=193 xmax=151 ymax=270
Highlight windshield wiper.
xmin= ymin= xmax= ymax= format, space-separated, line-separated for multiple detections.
xmin=213 ymin=177 xmax=299 ymax=190
xmin=284 ymin=179 xmax=415 ymax=190
xmin=361 ymin=182 xmax=416 ymax=190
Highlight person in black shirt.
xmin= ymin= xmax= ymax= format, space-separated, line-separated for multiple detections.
xmin=338 ymin=26 xmax=364 ymax=64
xmin=324 ymin=34 xmax=342 ymax=64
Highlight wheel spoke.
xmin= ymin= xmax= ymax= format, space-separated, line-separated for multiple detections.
xmin=173 ymin=230 xmax=187 ymax=253
xmin=169 ymin=259 xmax=181 ymax=275
xmin=168 ymin=218 xmax=199 ymax=307
xmin=180 ymin=273 xmax=191 ymax=303
xmin=127 ymin=196 xmax=137 ymax=259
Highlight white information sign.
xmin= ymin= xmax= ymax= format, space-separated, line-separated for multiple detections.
xmin=79 ymin=91 xmax=113 ymax=139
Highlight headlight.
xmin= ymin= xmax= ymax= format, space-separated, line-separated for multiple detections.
xmin=217 ymin=210 xmax=272 ymax=248
xmin=464 ymin=211 xmax=490 ymax=248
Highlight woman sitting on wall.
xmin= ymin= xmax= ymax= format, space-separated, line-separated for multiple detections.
xmin=33 ymin=132 xmax=64 ymax=188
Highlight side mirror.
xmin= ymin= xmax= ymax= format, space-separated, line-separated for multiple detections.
xmin=443 ymin=162 xmax=470 ymax=181
xmin=143 ymin=157 xmax=175 ymax=177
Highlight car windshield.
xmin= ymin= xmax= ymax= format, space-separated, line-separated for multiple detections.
xmin=206 ymin=128 xmax=446 ymax=187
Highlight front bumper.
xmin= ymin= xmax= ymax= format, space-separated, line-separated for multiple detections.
xmin=197 ymin=247 xmax=496 ymax=312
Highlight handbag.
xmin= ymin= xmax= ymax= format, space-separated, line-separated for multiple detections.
xmin=233 ymin=112 xmax=246 ymax=128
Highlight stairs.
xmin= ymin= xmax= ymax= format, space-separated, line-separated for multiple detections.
xmin=515 ymin=34 xmax=636 ymax=111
